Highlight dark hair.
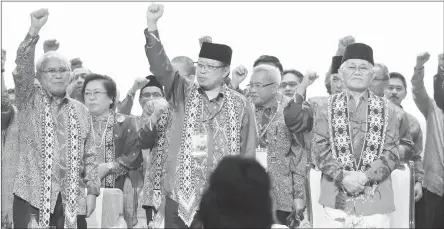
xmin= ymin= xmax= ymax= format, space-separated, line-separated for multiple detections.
xmin=389 ymin=72 xmax=407 ymax=90
xmin=82 ymin=73 xmax=117 ymax=109
xmin=198 ymin=156 xmax=273 ymax=229
xmin=253 ymin=55 xmax=283 ymax=74
xmin=282 ymin=69 xmax=304 ymax=83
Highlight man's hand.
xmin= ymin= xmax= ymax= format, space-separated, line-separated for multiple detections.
xmin=142 ymin=97 xmax=169 ymax=121
xmin=438 ymin=53 xmax=443 ymax=68
xmin=337 ymin=36 xmax=355 ymax=56
xmin=98 ymin=163 xmax=111 ymax=180
xmin=292 ymin=198 xmax=305 ymax=215
xmin=342 ymin=171 xmax=366 ymax=195
xmin=86 ymin=194 xmax=97 ymax=218
xmin=1 ymin=49 xmax=5 ymax=70
xmin=416 ymin=52 xmax=430 ymax=68
xmin=231 ymin=65 xmax=248 ymax=89
xmin=146 ymin=3 xmax=164 ymax=25
xmin=302 ymin=70 xmax=319 ymax=87
xmin=131 ymin=77 xmax=149 ymax=94
xmin=43 ymin=39 xmax=59 ymax=53
xmin=29 ymin=8 xmax=49 ymax=37
xmin=199 ymin=36 xmax=212 ymax=47
xmin=414 ymin=182 xmax=423 ymax=202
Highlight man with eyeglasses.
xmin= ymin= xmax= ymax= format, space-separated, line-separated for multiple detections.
xmin=12 ymin=8 xmax=100 ymax=228
xmin=143 ymin=4 xmax=256 ymax=228
xmin=248 ymin=64 xmax=307 ymax=226
xmin=280 ymin=69 xmax=304 ymax=99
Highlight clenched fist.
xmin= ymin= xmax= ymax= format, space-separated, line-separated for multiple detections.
xmin=231 ymin=65 xmax=248 ymax=89
xmin=337 ymin=35 xmax=355 ymax=55
xmin=142 ymin=97 xmax=169 ymax=120
xmin=43 ymin=39 xmax=59 ymax=53
xmin=131 ymin=77 xmax=149 ymax=93
xmin=302 ymin=70 xmax=319 ymax=87
xmin=29 ymin=8 xmax=49 ymax=36
xmin=416 ymin=52 xmax=430 ymax=68
xmin=199 ymin=36 xmax=213 ymax=47
xmin=146 ymin=3 xmax=164 ymax=24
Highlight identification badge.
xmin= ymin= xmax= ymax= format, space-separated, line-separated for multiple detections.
xmin=256 ymin=147 xmax=268 ymax=169
xmin=191 ymin=134 xmax=208 ymax=157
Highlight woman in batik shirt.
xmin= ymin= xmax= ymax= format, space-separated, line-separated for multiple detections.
xmin=82 ymin=74 xmax=143 ymax=227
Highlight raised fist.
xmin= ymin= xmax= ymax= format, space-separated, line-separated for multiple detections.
xmin=43 ymin=39 xmax=59 ymax=53
xmin=416 ymin=52 xmax=430 ymax=68
xmin=143 ymin=97 xmax=169 ymax=118
xmin=302 ymin=70 xmax=319 ymax=86
xmin=1 ymin=49 xmax=6 ymax=69
xmin=438 ymin=53 xmax=443 ymax=68
xmin=231 ymin=65 xmax=248 ymax=89
xmin=131 ymin=77 xmax=149 ymax=92
xmin=199 ymin=36 xmax=212 ymax=47
xmin=337 ymin=36 xmax=355 ymax=55
xmin=30 ymin=8 xmax=49 ymax=31
xmin=146 ymin=3 xmax=164 ymax=23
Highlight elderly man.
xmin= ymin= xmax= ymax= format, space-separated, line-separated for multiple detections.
xmin=237 ymin=64 xmax=306 ymax=226
xmin=285 ymin=43 xmax=413 ymax=228
xmin=411 ymin=52 xmax=444 ymax=228
xmin=143 ymin=3 xmax=256 ymax=228
xmin=12 ymin=9 xmax=100 ymax=228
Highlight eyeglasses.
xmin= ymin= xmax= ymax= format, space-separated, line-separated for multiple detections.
xmin=140 ymin=92 xmax=162 ymax=99
xmin=247 ymin=82 xmax=275 ymax=90
xmin=41 ymin=68 xmax=70 ymax=75
xmin=280 ymin=82 xmax=299 ymax=88
xmin=84 ymin=91 xmax=108 ymax=98
xmin=196 ymin=62 xmax=224 ymax=71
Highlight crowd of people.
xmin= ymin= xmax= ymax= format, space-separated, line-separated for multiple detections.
xmin=1 ymin=3 xmax=444 ymax=229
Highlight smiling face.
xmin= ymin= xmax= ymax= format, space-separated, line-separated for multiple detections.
xmin=38 ymin=57 xmax=71 ymax=97
xmin=340 ymin=59 xmax=375 ymax=92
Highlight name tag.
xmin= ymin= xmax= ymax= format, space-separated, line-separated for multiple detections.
xmin=191 ymin=134 xmax=208 ymax=157
xmin=256 ymin=147 xmax=268 ymax=169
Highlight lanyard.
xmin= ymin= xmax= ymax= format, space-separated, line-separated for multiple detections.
xmin=253 ymin=100 xmax=280 ymax=144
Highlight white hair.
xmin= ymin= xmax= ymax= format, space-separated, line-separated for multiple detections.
xmin=35 ymin=51 xmax=71 ymax=75
xmin=252 ymin=64 xmax=281 ymax=85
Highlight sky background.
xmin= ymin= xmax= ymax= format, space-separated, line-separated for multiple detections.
xmin=1 ymin=1 xmax=443 ymax=132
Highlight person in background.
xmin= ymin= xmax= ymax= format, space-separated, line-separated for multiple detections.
xmin=82 ymin=73 xmax=143 ymax=227
xmin=198 ymin=156 xmax=275 ymax=228
xmin=12 ymin=9 xmax=100 ymax=228
xmin=411 ymin=52 xmax=444 ymax=228
xmin=172 ymin=56 xmax=196 ymax=82
xmin=280 ymin=69 xmax=304 ymax=99
xmin=434 ymin=53 xmax=444 ymax=112
xmin=143 ymin=3 xmax=256 ymax=227
xmin=370 ymin=63 xmax=390 ymax=97
xmin=242 ymin=64 xmax=306 ymax=226
xmin=382 ymin=71 xmax=425 ymax=227
xmin=285 ymin=43 xmax=414 ymax=228
xmin=324 ymin=36 xmax=354 ymax=95
xmin=68 ymin=67 xmax=92 ymax=103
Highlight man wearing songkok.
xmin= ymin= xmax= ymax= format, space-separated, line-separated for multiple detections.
xmin=11 ymin=8 xmax=100 ymax=228
xmin=411 ymin=52 xmax=444 ymax=228
xmin=142 ymin=3 xmax=256 ymax=228
xmin=381 ymin=71 xmax=425 ymax=226
xmin=285 ymin=43 xmax=414 ymax=228
xmin=325 ymin=36 xmax=355 ymax=95
xmin=247 ymin=64 xmax=306 ymax=226
xmin=434 ymin=53 xmax=444 ymax=112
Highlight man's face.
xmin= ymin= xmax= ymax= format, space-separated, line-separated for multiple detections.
xmin=370 ymin=68 xmax=389 ymax=97
xmin=330 ymin=73 xmax=344 ymax=94
xmin=139 ymin=86 xmax=163 ymax=108
xmin=39 ymin=58 xmax=70 ymax=97
xmin=72 ymin=68 xmax=90 ymax=94
xmin=172 ymin=60 xmax=195 ymax=82
xmin=340 ymin=59 xmax=374 ymax=92
xmin=249 ymin=71 xmax=277 ymax=106
xmin=196 ymin=57 xmax=227 ymax=90
xmin=384 ymin=78 xmax=407 ymax=106
xmin=280 ymin=73 xmax=301 ymax=97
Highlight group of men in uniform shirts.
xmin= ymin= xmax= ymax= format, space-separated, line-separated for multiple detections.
xmin=1 ymin=3 xmax=444 ymax=229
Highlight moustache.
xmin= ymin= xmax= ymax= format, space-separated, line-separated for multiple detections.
xmin=390 ymin=95 xmax=399 ymax=99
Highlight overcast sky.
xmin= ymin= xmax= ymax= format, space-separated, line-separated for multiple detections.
xmin=2 ymin=1 xmax=443 ymax=126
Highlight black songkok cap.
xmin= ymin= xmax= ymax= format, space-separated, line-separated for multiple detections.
xmin=331 ymin=56 xmax=343 ymax=74
xmin=142 ymin=75 xmax=163 ymax=92
xmin=199 ymin=42 xmax=233 ymax=65
xmin=341 ymin=43 xmax=374 ymax=66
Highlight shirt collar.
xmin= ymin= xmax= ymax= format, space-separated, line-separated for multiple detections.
xmin=346 ymin=90 xmax=369 ymax=103
xmin=43 ymin=88 xmax=70 ymax=105
xmin=197 ymin=83 xmax=227 ymax=101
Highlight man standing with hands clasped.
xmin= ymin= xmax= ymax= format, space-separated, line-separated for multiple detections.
xmin=141 ymin=3 xmax=256 ymax=228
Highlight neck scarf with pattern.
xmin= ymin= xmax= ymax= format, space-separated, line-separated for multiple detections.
xmin=40 ymin=90 xmax=80 ymax=228
xmin=178 ymin=84 xmax=241 ymax=226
